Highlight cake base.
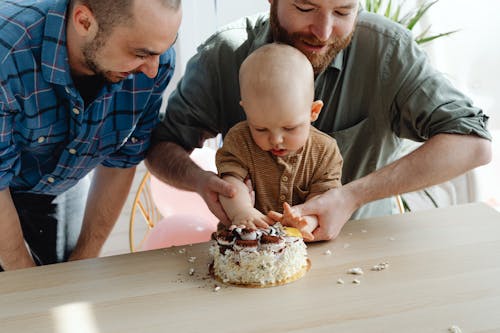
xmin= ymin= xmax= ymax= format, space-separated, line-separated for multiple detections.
xmin=210 ymin=259 xmax=311 ymax=288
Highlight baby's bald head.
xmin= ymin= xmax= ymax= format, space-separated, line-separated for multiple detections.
xmin=239 ymin=43 xmax=315 ymax=109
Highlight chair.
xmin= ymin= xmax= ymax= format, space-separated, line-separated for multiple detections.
xmin=129 ymin=171 xmax=161 ymax=252
xmin=129 ymin=147 xmax=219 ymax=252
xmin=395 ymin=194 xmax=405 ymax=214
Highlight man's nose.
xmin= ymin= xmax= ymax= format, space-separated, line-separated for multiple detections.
xmin=310 ymin=13 xmax=334 ymax=42
xmin=138 ymin=55 xmax=159 ymax=78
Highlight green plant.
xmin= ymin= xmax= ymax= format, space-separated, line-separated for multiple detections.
xmin=364 ymin=0 xmax=458 ymax=44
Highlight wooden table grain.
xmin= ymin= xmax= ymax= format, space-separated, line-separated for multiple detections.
xmin=1 ymin=203 xmax=499 ymax=333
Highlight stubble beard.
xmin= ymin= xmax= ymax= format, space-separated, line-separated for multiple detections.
xmin=81 ymin=30 xmax=117 ymax=83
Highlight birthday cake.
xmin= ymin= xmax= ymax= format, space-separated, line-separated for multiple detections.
xmin=210 ymin=224 xmax=310 ymax=287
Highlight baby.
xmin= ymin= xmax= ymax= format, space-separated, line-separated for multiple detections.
xmin=216 ymin=43 xmax=343 ymax=241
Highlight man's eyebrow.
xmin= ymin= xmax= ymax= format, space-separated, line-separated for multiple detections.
xmin=339 ymin=3 xmax=357 ymax=9
xmin=134 ymin=34 xmax=178 ymax=56
xmin=295 ymin=0 xmax=357 ymax=8
xmin=135 ymin=48 xmax=162 ymax=56
xmin=294 ymin=0 xmax=316 ymax=5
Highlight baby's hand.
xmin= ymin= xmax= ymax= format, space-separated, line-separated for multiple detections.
xmin=267 ymin=204 xmax=306 ymax=227
xmin=232 ymin=208 xmax=271 ymax=230
xmin=281 ymin=203 xmax=316 ymax=241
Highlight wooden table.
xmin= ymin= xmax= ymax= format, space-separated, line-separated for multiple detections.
xmin=1 ymin=203 xmax=499 ymax=333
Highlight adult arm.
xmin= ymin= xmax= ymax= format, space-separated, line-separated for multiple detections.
xmin=145 ymin=28 xmax=249 ymax=223
xmin=0 ymin=188 xmax=36 ymax=270
xmin=294 ymin=133 xmax=491 ymax=241
xmin=0 ymin=71 xmax=35 ymax=269
xmin=295 ymin=24 xmax=492 ymax=241
xmin=68 ymin=165 xmax=136 ymax=260
xmin=146 ymin=141 xmax=235 ymax=225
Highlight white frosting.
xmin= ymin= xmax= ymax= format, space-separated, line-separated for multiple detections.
xmin=210 ymin=230 xmax=308 ymax=285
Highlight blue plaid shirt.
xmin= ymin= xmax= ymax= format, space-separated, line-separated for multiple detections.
xmin=0 ymin=0 xmax=175 ymax=195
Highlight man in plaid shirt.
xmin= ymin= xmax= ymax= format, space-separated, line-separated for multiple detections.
xmin=0 ymin=0 xmax=182 ymax=271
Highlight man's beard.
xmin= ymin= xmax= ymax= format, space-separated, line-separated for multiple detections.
xmin=81 ymin=31 xmax=118 ymax=83
xmin=270 ymin=2 xmax=354 ymax=76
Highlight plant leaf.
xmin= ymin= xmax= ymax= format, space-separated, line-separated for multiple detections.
xmin=415 ymin=25 xmax=432 ymax=41
xmin=416 ymin=30 xmax=458 ymax=44
xmin=365 ymin=0 xmax=371 ymax=12
xmin=384 ymin=0 xmax=393 ymax=17
xmin=363 ymin=0 xmax=457 ymax=45
xmin=407 ymin=0 xmax=439 ymax=31
xmin=391 ymin=2 xmax=402 ymax=21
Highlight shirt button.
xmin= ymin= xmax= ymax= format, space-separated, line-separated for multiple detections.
xmin=69 ymin=148 xmax=77 ymax=155
xmin=47 ymin=177 xmax=55 ymax=183
xmin=282 ymin=176 xmax=288 ymax=182
xmin=130 ymin=137 xmax=138 ymax=144
xmin=72 ymin=108 xmax=80 ymax=115
xmin=65 ymin=87 xmax=71 ymax=94
xmin=279 ymin=194 xmax=286 ymax=201
xmin=37 ymin=136 xmax=45 ymax=143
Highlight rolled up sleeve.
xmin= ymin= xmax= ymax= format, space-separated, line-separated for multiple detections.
xmin=389 ymin=32 xmax=491 ymax=142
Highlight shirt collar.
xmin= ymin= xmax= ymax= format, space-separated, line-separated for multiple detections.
xmin=331 ymin=49 xmax=345 ymax=71
xmin=41 ymin=0 xmax=73 ymax=86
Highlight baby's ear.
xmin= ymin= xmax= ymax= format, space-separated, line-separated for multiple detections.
xmin=239 ymin=100 xmax=244 ymax=107
xmin=310 ymin=100 xmax=323 ymax=122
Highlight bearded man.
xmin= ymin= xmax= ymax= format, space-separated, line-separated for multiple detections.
xmin=0 ymin=0 xmax=182 ymax=271
xmin=147 ymin=0 xmax=491 ymax=241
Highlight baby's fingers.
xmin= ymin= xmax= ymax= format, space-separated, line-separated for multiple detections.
xmin=254 ymin=218 xmax=269 ymax=229
xmin=301 ymin=229 xmax=315 ymax=242
xmin=283 ymin=202 xmax=296 ymax=217
xmin=267 ymin=210 xmax=283 ymax=223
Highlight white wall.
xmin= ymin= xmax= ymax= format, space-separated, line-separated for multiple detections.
xmin=420 ymin=0 xmax=500 ymax=130
xmin=176 ymin=0 xmax=269 ymax=75
xmin=163 ymin=0 xmax=270 ymax=102
xmin=418 ymin=0 xmax=500 ymax=207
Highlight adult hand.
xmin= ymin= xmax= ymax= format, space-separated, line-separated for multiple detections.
xmin=196 ymin=172 xmax=256 ymax=227
xmin=291 ymin=186 xmax=359 ymax=241
xmin=195 ymin=170 xmax=236 ymax=226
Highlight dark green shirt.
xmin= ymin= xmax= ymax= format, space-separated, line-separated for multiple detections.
xmin=154 ymin=11 xmax=490 ymax=218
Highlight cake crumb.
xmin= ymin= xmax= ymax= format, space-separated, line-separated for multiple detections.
xmin=343 ymin=243 xmax=350 ymax=249
xmin=188 ymin=268 xmax=195 ymax=276
xmin=324 ymin=250 xmax=332 ymax=255
xmin=371 ymin=262 xmax=389 ymax=271
xmin=337 ymin=278 xmax=344 ymax=284
xmin=178 ymin=248 xmax=186 ymax=254
xmin=448 ymin=325 xmax=462 ymax=333
xmin=347 ymin=267 xmax=364 ymax=275
xmin=188 ymin=256 xmax=197 ymax=263
xmin=352 ymin=279 xmax=361 ymax=284
xmin=213 ymin=285 xmax=221 ymax=292
xmin=388 ymin=237 xmax=396 ymax=241
xmin=361 ymin=229 xmax=367 ymax=233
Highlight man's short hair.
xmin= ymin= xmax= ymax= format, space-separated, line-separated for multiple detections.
xmin=69 ymin=0 xmax=181 ymax=34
